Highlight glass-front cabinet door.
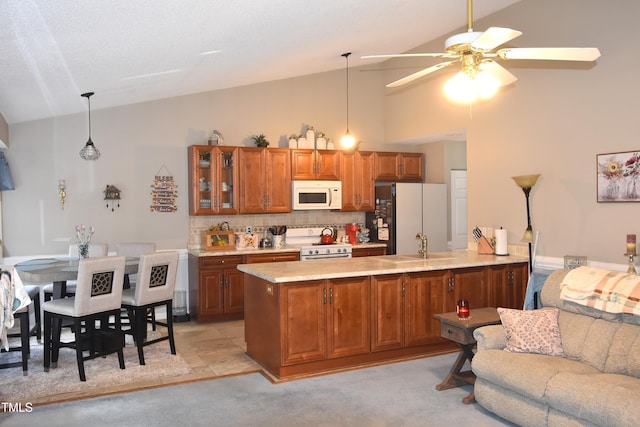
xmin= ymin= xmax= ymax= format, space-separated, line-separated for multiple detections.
xmin=188 ymin=145 xmax=238 ymax=215
xmin=216 ymin=146 xmax=238 ymax=214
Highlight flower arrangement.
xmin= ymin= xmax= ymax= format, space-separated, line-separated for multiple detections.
xmin=75 ymin=224 xmax=95 ymax=245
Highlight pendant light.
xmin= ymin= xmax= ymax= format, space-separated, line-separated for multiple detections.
xmin=79 ymin=92 xmax=101 ymax=160
xmin=339 ymin=52 xmax=358 ymax=151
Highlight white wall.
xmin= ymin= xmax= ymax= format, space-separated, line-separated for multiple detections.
xmin=382 ymin=0 xmax=640 ymax=265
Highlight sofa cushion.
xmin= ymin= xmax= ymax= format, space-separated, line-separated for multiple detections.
xmin=546 ymin=372 xmax=640 ymax=427
xmin=472 ymin=349 xmax=599 ymax=402
xmin=604 ymin=322 xmax=640 ymax=378
xmin=498 ymin=307 xmax=565 ymax=356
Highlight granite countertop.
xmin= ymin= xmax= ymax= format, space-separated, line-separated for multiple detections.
xmin=188 ymin=242 xmax=387 ymax=257
xmin=237 ymin=251 xmax=529 ymax=283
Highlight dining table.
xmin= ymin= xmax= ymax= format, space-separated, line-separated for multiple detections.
xmin=14 ymin=256 xmax=140 ymax=298
xmin=13 ymin=256 xmax=140 ymax=366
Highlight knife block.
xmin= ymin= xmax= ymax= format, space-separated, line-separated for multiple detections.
xmin=477 ymin=236 xmax=495 ymax=255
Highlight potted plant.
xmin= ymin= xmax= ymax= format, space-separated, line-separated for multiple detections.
xmin=252 ymin=134 xmax=270 ymax=147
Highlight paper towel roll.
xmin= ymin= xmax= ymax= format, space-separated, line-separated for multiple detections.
xmin=495 ymin=228 xmax=508 ymax=256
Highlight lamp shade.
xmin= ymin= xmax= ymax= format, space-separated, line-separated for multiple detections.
xmin=512 ymin=174 xmax=540 ymax=189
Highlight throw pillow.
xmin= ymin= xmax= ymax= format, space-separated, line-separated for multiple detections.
xmin=497 ymin=307 xmax=565 ymax=356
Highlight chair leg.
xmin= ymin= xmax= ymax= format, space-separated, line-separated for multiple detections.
xmin=115 ymin=312 xmax=125 ymax=370
xmin=32 ymin=292 xmax=42 ymax=343
xmin=135 ymin=307 xmax=147 ymax=365
xmin=74 ymin=318 xmax=86 ymax=381
xmin=43 ymin=311 xmax=51 ymax=372
xmin=166 ymin=301 xmax=176 ymax=355
xmin=18 ymin=312 xmax=30 ymax=375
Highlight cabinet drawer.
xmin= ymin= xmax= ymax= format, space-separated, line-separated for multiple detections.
xmin=200 ymin=255 xmax=243 ymax=268
xmin=439 ymin=323 xmax=475 ymax=345
xmin=244 ymin=252 xmax=300 ymax=263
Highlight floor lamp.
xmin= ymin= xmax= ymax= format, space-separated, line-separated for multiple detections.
xmin=512 ymin=174 xmax=541 ymax=273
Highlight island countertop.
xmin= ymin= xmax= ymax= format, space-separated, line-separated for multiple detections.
xmin=237 ymin=251 xmax=529 ymax=283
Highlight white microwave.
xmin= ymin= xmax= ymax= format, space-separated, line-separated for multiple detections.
xmin=292 ymin=180 xmax=342 ymax=210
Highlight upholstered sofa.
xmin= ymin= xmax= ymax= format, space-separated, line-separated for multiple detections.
xmin=471 ymin=268 xmax=640 ymax=427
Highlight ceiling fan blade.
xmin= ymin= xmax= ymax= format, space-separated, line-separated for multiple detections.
xmin=471 ymin=27 xmax=522 ymax=51
xmin=497 ymin=47 xmax=601 ymax=61
xmin=386 ymin=60 xmax=458 ymax=88
xmin=362 ymin=53 xmax=446 ymax=59
xmin=479 ymin=60 xmax=517 ymax=86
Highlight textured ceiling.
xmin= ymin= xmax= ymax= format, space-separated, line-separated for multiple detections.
xmin=0 ymin=0 xmax=520 ymax=125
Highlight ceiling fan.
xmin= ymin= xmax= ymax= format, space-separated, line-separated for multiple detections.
xmin=363 ymin=0 xmax=601 ymax=94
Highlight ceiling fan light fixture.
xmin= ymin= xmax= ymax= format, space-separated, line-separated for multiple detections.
xmin=444 ymin=69 xmax=499 ymax=104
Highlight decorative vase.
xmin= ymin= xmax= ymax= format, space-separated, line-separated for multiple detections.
xmin=78 ymin=243 xmax=89 ymax=259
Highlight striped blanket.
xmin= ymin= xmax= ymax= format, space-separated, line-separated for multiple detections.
xmin=560 ymin=266 xmax=640 ymax=315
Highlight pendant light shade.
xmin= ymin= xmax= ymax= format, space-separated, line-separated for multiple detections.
xmin=79 ymin=92 xmax=101 ymax=160
xmin=339 ymin=52 xmax=358 ymax=151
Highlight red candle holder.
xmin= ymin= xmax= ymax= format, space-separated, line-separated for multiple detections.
xmin=457 ymin=299 xmax=470 ymax=319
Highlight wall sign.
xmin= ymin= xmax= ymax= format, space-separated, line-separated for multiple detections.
xmin=150 ymin=165 xmax=178 ymax=212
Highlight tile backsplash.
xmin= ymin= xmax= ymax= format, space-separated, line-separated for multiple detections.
xmin=188 ymin=211 xmax=366 ymax=249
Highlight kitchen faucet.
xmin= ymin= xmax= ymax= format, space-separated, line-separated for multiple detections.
xmin=416 ymin=233 xmax=428 ymax=258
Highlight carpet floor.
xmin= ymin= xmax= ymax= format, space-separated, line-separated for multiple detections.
xmin=0 ymin=354 xmax=516 ymax=426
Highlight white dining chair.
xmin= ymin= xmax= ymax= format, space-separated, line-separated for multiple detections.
xmin=43 ymin=243 xmax=109 ymax=301
xmin=121 ymin=251 xmax=178 ymax=365
xmin=43 ymin=256 xmax=126 ymax=381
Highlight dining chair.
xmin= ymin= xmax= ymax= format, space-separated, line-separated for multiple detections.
xmin=43 ymin=243 xmax=109 ymax=301
xmin=43 ymin=256 xmax=126 ymax=381
xmin=121 ymin=251 xmax=178 ymax=365
xmin=0 ymin=267 xmax=40 ymax=375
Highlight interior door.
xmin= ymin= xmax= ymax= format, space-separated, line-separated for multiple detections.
xmin=450 ymin=170 xmax=468 ymax=250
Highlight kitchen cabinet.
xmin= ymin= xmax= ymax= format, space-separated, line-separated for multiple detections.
xmin=188 ymin=255 xmax=244 ymax=322
xmin=371 ymin=270 xmax=452 ymax=352
xmin=374 ymin=152 xmax=424 ymax=182
xmin=290 ymin=149 xmax=341 ymax=180
xmin=243 ymin=252 xmax=300 ymax=264
xmin=449 ymin=266 xmax=490 ymax=311
xmin=352 ymin=246 xmax=386 ymax=257
xmin=488 ymin=262 xmax=528 ymax=309
xmin=238 ymin=147 xmax=291 ymax=213
xmin=340 ymin=151 xmax=375 ymax=211
xmin=244 ymin=260 xmax=525 ymax=379
xmin=281 ymin=276 xmax=370 ymax=365
xmin=188 ymin=145 xmax=238 ymax=215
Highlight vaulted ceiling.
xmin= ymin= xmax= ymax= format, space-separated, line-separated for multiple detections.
xmin=0 ymin=0 xmax=520 ymax=124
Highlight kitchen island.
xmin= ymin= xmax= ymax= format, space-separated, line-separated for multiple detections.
xmin=238 ymin=251 xmax=529 ymax=379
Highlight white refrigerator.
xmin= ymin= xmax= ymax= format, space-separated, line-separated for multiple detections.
xmin=366 ymin=183 xmax=448 ymax=255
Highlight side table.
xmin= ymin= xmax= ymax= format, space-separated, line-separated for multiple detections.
xmin=433 ymin=307 xmax=501 ymax=404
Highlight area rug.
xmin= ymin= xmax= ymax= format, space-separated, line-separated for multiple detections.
xmin=0 ymin=331 xmax=192 ymax=403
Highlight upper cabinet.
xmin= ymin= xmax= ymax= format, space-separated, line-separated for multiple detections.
xmin=341 ymin=151 xmax=375 ymax=212
xmin=238 ymin=147 xmax=291 ymax=214
xmin=291 ymin=149 xmax=341 ymax=180
xmin=188 ymin=145 xmax=239 ymax=215
xmin=374 ymin=152 xmax=424 ymax=182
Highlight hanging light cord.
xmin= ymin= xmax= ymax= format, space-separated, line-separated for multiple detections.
xmin=87 ymin=95 xmax=92 ymax=140
xmin=342 ymin=52 xmax=351 ymax=132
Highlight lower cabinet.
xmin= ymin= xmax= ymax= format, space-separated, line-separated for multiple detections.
xmin=243 ymin=262 xmax=528 ymax=379
xmin=189 ymin=251 xmax=301 ymax=322
xmin=189 ymin=255 xmax=244 ymax=322
xmin=282 ymin=276 xmax=370 ymax=365
xmin=488 ymin=263 xmax=529 ymax=309
xmin=371 ymin=270 xmax=454 ymax=352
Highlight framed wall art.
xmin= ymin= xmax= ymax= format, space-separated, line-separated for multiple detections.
xmin=597 ymin=151 xmax=640 ymax=202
